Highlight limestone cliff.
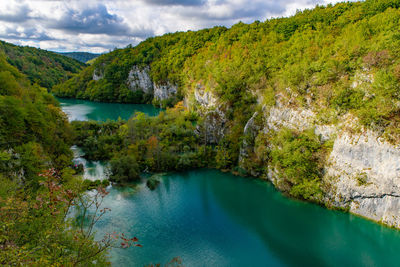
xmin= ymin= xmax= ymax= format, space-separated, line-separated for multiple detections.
xmin=186 ymin=85 xmax=400 ymax=228
xmin=127 ymin=66 xmax=153 ymax=94
xmin=326 ymin=130 xmax=400 ymax=227
xmin=92 ymin=64 xmax=177 ymax=101
xmin=154 ymin=82 xmax=177 ymax=102
xmin=190 ymin=84 xmax=227 ymax=144
xmin=92 ymin=66 xmax=104 ymax=81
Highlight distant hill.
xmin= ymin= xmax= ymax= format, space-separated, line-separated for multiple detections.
xmin=58 ymin=52 xmax=101 ymax=63
xmin=0 ymin=40 xmax=85 ymax=89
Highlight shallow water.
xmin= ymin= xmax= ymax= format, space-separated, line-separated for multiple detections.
xmin=59 ymin=98 xmax=400 ymax=267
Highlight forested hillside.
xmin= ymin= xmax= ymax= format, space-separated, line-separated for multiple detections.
xmin=0 ymin=40 xmax=84 ymax=89
xmin=0 ymin=53 xmax=125 ymax=264
xmin=53 ymin=27 xmax=227 ymax=103
xmin=58 ymin=52 xmax=101 ymax=63
xmin=53 ymin=0 xmax=400 ymax=121
xmin=58 ymin=0 xmax=400 ymax=209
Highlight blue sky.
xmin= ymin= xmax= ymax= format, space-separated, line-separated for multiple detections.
xmin=0 ymin=0 xmax=350 ymax=53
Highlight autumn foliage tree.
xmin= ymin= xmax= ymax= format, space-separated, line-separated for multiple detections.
xmin=0 ymin=169 xmax=141 ymax=266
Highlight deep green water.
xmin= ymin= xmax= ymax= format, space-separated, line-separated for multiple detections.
xmin=59 ymin=98 xmax=400 ymax=267
xmin=58 ymin=98 xmax=160 ymax=121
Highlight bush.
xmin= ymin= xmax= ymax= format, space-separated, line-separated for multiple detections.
xmin=269 ymin=128 xmax=324 ymax=201
xmin=109 ymin=155 xmax=140 ymax=183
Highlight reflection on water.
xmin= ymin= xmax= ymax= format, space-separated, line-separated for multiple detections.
xmin=91 ymin=170 xmax=400 ymax=267
xmin=59 ymin=98 xmax=400 ymax=267
xmin=61 ymin=103 xmax=95 ymax=121
xmin=58 ymin=98 xmax=161 ymax=122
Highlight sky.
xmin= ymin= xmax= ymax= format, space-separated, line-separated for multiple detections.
xmin=0 ymin=0 xmax=349 ymax=53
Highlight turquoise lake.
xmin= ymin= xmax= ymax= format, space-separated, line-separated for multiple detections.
xmin=58 ymin=98 xmax=400 ymax=267
xmin=58 ymin=98 xmax=161 ymax=121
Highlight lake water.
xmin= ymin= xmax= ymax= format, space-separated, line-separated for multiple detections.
xmin=58 ymin=98 xmax=160 ymax=121
xmin=58 ymin=98 xmax=400 ymax=267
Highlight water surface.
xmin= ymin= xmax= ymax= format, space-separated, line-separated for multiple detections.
xmin=58 ymin=98 xmax=160 ymax=121
xmin=59 ymin=98 xmax=400 ymax=267
xmin=95 ymin=169 xmax=400 ymax=267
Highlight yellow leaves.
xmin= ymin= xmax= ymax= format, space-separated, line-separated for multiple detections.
xmin=172 ymin=101 xmax=185 ymax=112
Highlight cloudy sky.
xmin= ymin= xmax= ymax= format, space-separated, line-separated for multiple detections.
xmin=0 ymin=0 xmax=348 ymax=53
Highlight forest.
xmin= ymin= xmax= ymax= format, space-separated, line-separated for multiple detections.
xmin=0 ymin=40 xmax=84 ymax=89
xmin=55 ymin=0 xmax=400 ymax=201
xmin=58 ymin=52 xmax=101 ymax=63
xmin=2 ymin=0 xmax=400 ymax=264
xmin=0 ymin=51 xmax=139 ymax=264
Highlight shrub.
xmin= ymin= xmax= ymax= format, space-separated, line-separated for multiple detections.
xmin=109 ymin=155 xmax=140 ymax=183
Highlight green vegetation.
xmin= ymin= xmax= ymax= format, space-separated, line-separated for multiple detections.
xmin=268 ymin=128 xmax=329 ymax=201
xmin=72 ymin=102 xmax=215 ymax=182
xmin=59 ymin=52 xmax=101 ymax=63
xmin=4 ymin=0 xmax=400 ymax=262
xmin=55 ymin=0 xmax=400 ymax=142
xmin=146 ymin=174 xmax=162 ymax=190
xmin=0 ymin=53 xmax=137 ymax=265
xmin=53 ymin=27 xmax=227 ymax=103
xmin=0 ymin=40 xmax=84 ymax=89
xmin=63 ymin=0 xmax=400 ymax=202
xmin=0 ymin=54 xmax=73 ymax=186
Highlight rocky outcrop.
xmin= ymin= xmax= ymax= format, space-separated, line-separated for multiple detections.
xmin=265 ymin=99 xmax=336 ymax=141
xmin=325 ymin=130 xmax=400 ymax=227
xmin=194 ymin=87 xmax=218 ymax=107
xmin=259 ymin=100 xmax=400 ymax=227
xmin=93 ymin=64 xmax=178 ymax=101
xmin=192 ymin=84 xmax=227 ymax=144
xmin=187 ymin=81 xmax=400 ymax=228
xmin=127 ymin=66 xmax=153 ymax=94
xmin=154 ymin=82 xmax=177 ymax=101
xmin=92 ymin=67 xmax=104 ymax=81
xmin=239 ymin=111 xmax=262 ymax=174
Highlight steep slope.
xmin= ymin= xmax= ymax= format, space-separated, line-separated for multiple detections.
xmin=52 ymin=27 xmax=227 ymax=106
xmin=57 ymin=0 xmax=400 ymax=227
xmin=0 ymin=53 xmax=73 ymax=187
xmin=0 ymin=53 xmax=119 ymax=265
xmin=0 ymin=40 xmax=85 ymax=89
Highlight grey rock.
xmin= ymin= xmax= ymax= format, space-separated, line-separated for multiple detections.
xmin=92 ymin=68 xmax=104 ymax=81
xmin=127 ymin=66 xmax=153 ymax=94
xmin=154 ymin=82 xmax=178 ymax=101
xmin=326 ymin=130 xmax=400 ymax=227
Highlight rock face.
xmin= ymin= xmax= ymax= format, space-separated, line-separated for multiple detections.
xmin=127 ymin=66 xmax=153 ymax=94
xmin=265 ymin=103 xmax=400 ymax=227
xmin=154 ymin=82 xmax=177 ymax=101
xmin=326 ymin=131 xmax=400 ymax=227
xmin=186 ymin=79 xmax=400 ymax=228
xmin=92 ymin=67 xmax=104 ymax=81
xmin=265 ymin=99 xmax=336 ymax=141
xmin=239 ymin=111 xmax=262 ymax=173
xmin=92 ymin=64 xmax=178 ymax=101
xmin=192 ymin=84 xmax=227 ymax=144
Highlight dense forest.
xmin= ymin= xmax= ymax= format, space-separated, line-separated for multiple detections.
xmin=56 ymin=0 xmax=400 ymax=202
xmin=54 ymin=0 xmax=400 ymax=128
xmin=0 ymin=41 xmax=84 ymax=89
xmin=3 ymin=0 xmax=400 ymax=264
xmin=0 ymin=52 xmax=139 ymax=264
xmin=58 ymin=52 xmax=101 ymax=63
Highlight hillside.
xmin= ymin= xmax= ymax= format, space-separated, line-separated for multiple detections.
xmin=57 ymin=0 xmax=400 ymax=227
xmin=0 ymin=50 xmax=116 ymax=264
xmin=58 ymin=52 xmax=101 ymax=63
xmin=53 ymin=27 xmax=227 ymax=104
xmin=0 ymin=40 xmax=85 ymax=89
